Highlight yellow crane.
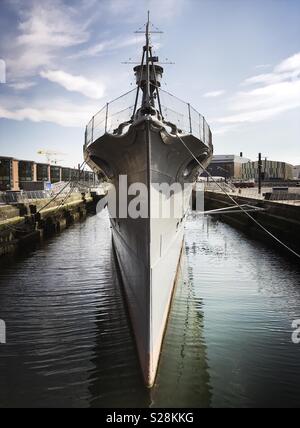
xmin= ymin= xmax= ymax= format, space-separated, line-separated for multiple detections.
xmin=37 ymin=150 xmax=66 ymax=165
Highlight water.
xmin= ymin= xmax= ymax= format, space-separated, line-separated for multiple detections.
xmin=0 ymin=213 xmax=300 ymax=408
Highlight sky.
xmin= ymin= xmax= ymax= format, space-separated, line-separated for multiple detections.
xmin=0 ymin=0 xmax=299 ymax=168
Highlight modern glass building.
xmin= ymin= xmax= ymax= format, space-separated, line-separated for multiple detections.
xmin=50 ymin=166 xmax=61 ymax=183
xmin=202 ymin=155 xmax=251 ymax=179
xmin=293 ymin=166 xmax=300 ymax=180
xmin=36 ymin=163 xmax=50 ymax=182
xmin=0 ymin=155 xmax=106 ymax=191
xmin=242 ymin=160 xmax=294 ymax=181
xmin=62 ymin=168 xmax=71 ymax=182
xmin=18 ymin=160 xmax=34 ymax=183
xmin=0 ymin=157 xmax=13 ymax=191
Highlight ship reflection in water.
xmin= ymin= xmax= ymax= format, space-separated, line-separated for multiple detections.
xmin=0 ymin=212 xmax=300 ymax=408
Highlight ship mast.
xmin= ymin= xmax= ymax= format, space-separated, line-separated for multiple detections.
xmin=145 ymin=11 xmax=151 ymax=108
xmin=133 ymin=12 xmax=164 ymax=117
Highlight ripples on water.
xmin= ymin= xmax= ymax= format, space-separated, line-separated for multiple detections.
xmin=0 ymin=213 xmax=300 ymax=408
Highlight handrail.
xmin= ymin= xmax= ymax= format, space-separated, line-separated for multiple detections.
xmin=85 ymin=88 xmax=212 ymax=148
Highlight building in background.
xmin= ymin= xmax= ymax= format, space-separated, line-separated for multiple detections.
xmin=0 ymin=156 xmax=97 ymax=192
xmin=50 ymin=165 xmax=62 ymax=184
xmin=201 ymin=154 xmax=295 ymax=182
xmin=36 ymin=163 xmax=50 ymax=182
xmin=293 ymin=165 xmax=300 ymax=180
xmin=18 ymin=160 xmax=35 ymax=188
xmin=242 ymin=160 xmax=294 ymax=181
xmin=62 ymin=167 xmax=72 ymax=182
xmin=0 ymin=157 xmax=19 ymax=191
xmin=202 ymin=154 xmax=251 ymax=180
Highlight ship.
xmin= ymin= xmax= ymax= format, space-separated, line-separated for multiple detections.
xmin=84 ymin=14 xmax=213 ymax=388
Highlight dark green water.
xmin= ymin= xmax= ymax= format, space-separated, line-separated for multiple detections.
xmin=0 ymin=213 xmax=300 ymax=408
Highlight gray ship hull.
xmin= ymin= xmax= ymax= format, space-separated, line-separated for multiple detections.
xmin=85 ymin=117 xmax=212 ymax=386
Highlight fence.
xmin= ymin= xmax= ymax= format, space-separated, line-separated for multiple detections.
xmin=159 ymin=90 xmax=212 ymax=145
xmin=85 ymin=88 xmax=212 ymax=148
xmin=1 ymin=190 xmax=52 ymax=205
xmin=0 ymin=183 xmax=99 ymax=206
xmin=85 ymin=89 xmax=137 ymax=147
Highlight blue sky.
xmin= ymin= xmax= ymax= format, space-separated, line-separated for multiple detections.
xmin=0 ymin=0 xmax=299 ymax=167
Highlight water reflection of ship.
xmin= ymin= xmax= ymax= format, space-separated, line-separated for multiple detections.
xmin=147 ymin=250 xmax=212 ymax=408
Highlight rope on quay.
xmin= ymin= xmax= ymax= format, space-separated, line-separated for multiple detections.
xmin=176 ymin=133 xmax=300 ymax=260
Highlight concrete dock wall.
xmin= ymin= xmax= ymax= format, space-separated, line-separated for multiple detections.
xmin=0 ymin=192 xmax=102 ymax=258
xmin=204 ymin=190 xmax=300 ymax=256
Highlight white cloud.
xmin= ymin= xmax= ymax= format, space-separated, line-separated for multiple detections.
xmin=16 ymin=6 xmax=88 ymax=48
xmin=212 ymin=124 xmax=240 ymax=135
xmin=72 ymin=42 xmax=108 ymax=59
xmin=9 ymin=81 xmax=37 ymax=91
xmin=243 ymin=72 xmax=284 ymax=86
xmin=71 ymin=35 xmax=145 ymax=59
xmin=0 ymin=102 xmax=94 ymax=128
xmin=40 ymin=70 xmax=105 ymax=99
xmin=203 ymin=90 xmax=225 ymax=98
xmin=4 ymin=0 xmax=91 ymax=79
xmin=243 ymin=52 xmax=300 ymax=86
xmin=216 ymin=104 xmax=299 ymax=125
xmin=243 ymin=69 xmax=300 ymax=86
xmin=255 ymin=64 xmax=272 ymax=69
xmin=275 ymin=52 xmax=300 ymax=73
xmin=106 ymin=0 xmax=184 ymax=23
xmin=216 ymin=52 xmax=300 ymax=127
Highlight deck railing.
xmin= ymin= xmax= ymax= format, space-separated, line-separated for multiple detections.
xmin=85 ymin=88 xmax=212 ymax=148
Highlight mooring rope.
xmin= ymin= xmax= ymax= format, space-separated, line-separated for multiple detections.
xmin=1 ymin=162 xmax=88 ymax=234
xmin=36 ymin=161 xmax=87 ymax=214
xmin=176 ymin=133 xmax=300 ymax=260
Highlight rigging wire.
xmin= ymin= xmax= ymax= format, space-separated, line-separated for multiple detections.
xmin=36 ymin=161 xmax=86 ymax=214
xmin=176 ymin=133 xmax=300 ymax=260
xmin=1 ymin=162 xmax=88 ymax=234
xmin=48 ymin=180 xmax=78 ymax=216
xmin=1 ymin=163 xmax=90 ymax=235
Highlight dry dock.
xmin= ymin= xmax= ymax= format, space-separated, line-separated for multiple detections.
xmin=204 ymin=188 xmax=300 ymax=256
xmin=0 ymin=192 xmax=101 ymax=257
